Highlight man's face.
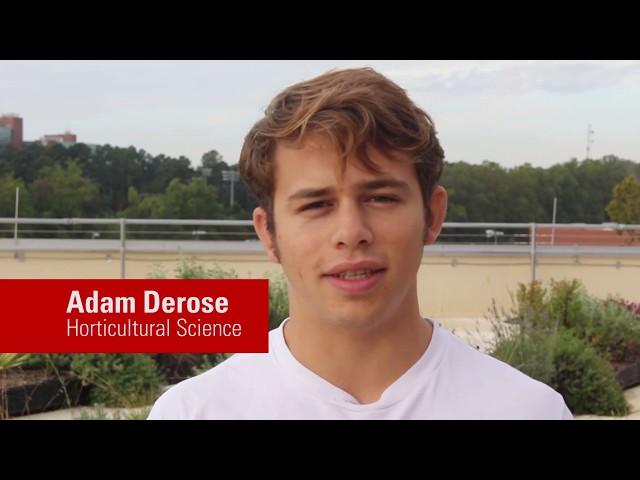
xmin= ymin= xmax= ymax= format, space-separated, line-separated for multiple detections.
xmin=254 ymin=135 xmax=447 ymax=330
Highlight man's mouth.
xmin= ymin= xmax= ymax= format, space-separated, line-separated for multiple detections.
xmin=327 ymin=269 xmax=386 ymax=280
xmin=323 ymin=266 xmax=387 ymax=294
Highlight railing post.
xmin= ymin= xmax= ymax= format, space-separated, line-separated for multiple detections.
xmin=13 ymin=187 xmax=19 ymax=257
xmin=530 ymin=222 xmax=537 ymax=283
xmin=120 ymin=217 xmax=126 ymax=279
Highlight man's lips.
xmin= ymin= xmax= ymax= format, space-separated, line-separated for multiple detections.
xmin=323 ymin=269 xmax=386 ymax=293
xmin=322 ymin=262 xmax=387 ymax=294
xmin=323 ymin=260 xmax=387 ymax=277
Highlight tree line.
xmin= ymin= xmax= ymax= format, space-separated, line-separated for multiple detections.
xmin=1 ymin=142 xmax=638 ymax=224
xmin=0 ymin=143 xmax=253 ymax=220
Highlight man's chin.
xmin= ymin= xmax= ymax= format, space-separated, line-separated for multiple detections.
xmin=323 ymin=310 xmax=387 ymax=331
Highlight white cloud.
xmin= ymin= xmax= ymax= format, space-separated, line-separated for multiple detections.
xmin=382 ymin=60 xmax=640 ymax=96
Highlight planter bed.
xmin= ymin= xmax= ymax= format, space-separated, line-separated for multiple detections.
xmin=1 ymin=370 xmax=90 ymax=418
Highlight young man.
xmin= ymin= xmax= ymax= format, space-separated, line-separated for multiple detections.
xmin=148 ymin=68 xmax=573 ymax=419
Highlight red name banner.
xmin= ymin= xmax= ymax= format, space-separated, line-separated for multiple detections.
xmin=0 ymin=279 xmax=269 ymax=353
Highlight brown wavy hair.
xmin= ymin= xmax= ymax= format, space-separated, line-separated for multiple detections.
xmin=239 ymin=67 xmax=445 ymax=233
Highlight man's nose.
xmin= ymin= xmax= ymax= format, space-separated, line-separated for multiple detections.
xmin=329 ymin=201 xmax=373 ymax=250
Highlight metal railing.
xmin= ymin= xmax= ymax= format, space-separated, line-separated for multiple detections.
xmin=1 ymin=218 xmax=639 ymax=280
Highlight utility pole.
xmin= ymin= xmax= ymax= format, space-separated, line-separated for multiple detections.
xmin=586 ymin=124 xmax=595 ymax=159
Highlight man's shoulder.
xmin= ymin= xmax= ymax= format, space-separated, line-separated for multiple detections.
xmin=147 ymin=351 xmax=277 ymax=420
xmin=437 ymin=326 xmax=572 ymax=419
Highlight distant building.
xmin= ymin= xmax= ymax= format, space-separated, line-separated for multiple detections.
xmin=41 ymin=131 xmax=77 ymax=147
xmin=0 ymin=114 xmax=24 ymax=147
xmin=0 ymin=126 xmax=11 ymax=146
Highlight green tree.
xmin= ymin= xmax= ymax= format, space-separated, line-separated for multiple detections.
xmin=199 ymin=150 xmax=231 ymax=201
xmin=158 ymin=178 xmax=224 ymax=219
xmin=606 ymin=175 xmax=640 ymax=224
xmin=440 ymin=155 xmax=638 ymax=224
xmin=127 ymin=185 xmax=141 ymax=206
xmin=0 ymin=174 xmax=35 ymax=217
xmin=606 ymin=175 xmax=640 ymax=243
xmin=503 ymin=163 xmax=547 ymax=222
xmin=119 ymin=193 xmax=164 ymax=218
xmin=2 ymin=139 xmax=637 ymax=223
xmin=144 ymin=153 xmax=193 ymax=195
xmin=84 ymin=145 xmax=147 ymax=213
xmin=199 ymin=150 xmax=256 ymax=217
xmin=29 ymin=160 xmax=100 ymax=217
xmin=121 ymin=178 xmax=224 ymax=220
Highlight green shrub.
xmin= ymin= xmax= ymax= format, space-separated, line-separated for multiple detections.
xmin=147 ymin=260 xmax=290 ymax=381
xmin=514 ymin=280 xmax=549 ymax=330
xmin=152 ymin=259 xmax=289 ymax=329
xmin=267 ymin=273 xmax=289 ymax=329
xmin=175 ymin=260 xmax=239 ymax=280
xmin=546 ymin=279 xmax=588 ymax=330
xmin=491 ymin=329 xmax=630 ymax=416
xmin=0 ymin=353 xmax=30 ymax=371
xmin=154 ymin=353 xmax=229 ymax=383
xmin=191 ymin=354 xmax=232 ymax=376
xmin=156 ymin=261 xmax=290 ymax=377
xmin=552 ymin=330 xmax=629 ymax=416
xmin=571 ymin=298 xmax=640 ymax=362
xmin=21 ymin=354 xmax=73 ymax=373
xmin=510 ymin=279 xmax=640 ymax=361
xmin=74 ymin=405 xmax=152 ymax=420
xmin=491 ymin=331 xmax=556 ymax=386
xmin=71 ymin=354 xmax=162 ymax=407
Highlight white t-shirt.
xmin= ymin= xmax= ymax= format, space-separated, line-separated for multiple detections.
xmin=148 ymin=318 xmax=573 ymax=420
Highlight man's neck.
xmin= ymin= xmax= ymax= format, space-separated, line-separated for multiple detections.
xmin=282 ymin=310 xmax=433 ymax=405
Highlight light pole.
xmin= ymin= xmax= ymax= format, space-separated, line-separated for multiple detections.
xmin=551 ymin=196 xmax=557 ymax=245
xmin=222 ymin=170 xmax=240 ymax=208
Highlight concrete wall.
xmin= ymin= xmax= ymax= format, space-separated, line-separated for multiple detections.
xmin=2 ymin=249 xmax=638 ymax=319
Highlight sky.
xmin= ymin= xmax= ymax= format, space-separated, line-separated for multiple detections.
xmin=2 ymin=60 xmax=639 ymax=169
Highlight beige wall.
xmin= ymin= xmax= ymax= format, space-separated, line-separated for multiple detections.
xmin=1 ymin=250 xmax=638 ymax=318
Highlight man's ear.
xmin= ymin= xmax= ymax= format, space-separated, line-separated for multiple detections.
xmin=424 ymin=185 xmax=448 ymax=246
xmin=253 ymin=207 xmax=280 ymax=264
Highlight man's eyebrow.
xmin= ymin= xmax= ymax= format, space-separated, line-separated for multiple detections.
xmin=356 ymin=178 xmax=410 ymax=192
xmin=287 ymin=178 xmax=410 ymax=203
xmin=287 ymin=187 xmax=334 ymax=202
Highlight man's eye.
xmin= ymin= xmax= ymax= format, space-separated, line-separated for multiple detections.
xmin=367 ymin=195 xmax=398 ymax=204
xmin=301 ymin=201 xmax=332 ymax=211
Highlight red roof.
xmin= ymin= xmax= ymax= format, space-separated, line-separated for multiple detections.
xmin=535 ymin=227 xmax=639 ymax=246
